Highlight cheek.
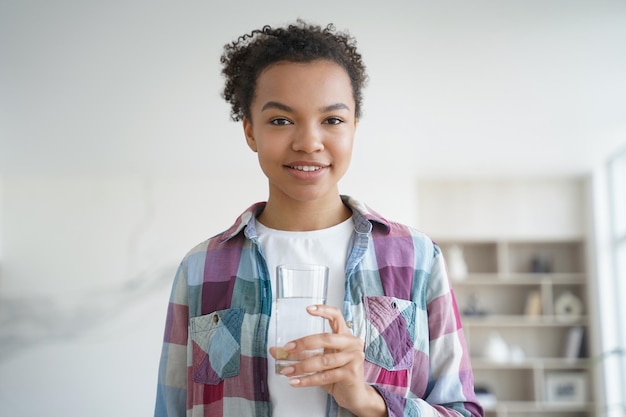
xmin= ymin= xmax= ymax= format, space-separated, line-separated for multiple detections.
xmin=328 ymin=141 xmax=354 ymax=175
xmin=335 ymin=136 xmax=355 ymax=158
xmin=254 ymin=143 xmax=286 ymax=172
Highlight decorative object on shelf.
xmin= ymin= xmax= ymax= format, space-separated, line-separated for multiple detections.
xmin=474 ymin=385 xmax=497 ymax=408
xmin=509 ymin=344 xmax=526 ymax=363
xmin=445 ymin=244 xmax=468 ymax=281
xmin=462 ymin=293 xmax=488 ymax=317
xmin=531 ymin=252 xmax=552 ymax=273
xmin=563 ymin=326 xmax=585 ymax=361
xmin=554 ymin=290 xmax=584 ymax=322
xmin=523 ymin=290 xmax=542 ymax=316
xmin=545 ymin=371 xmax=587 ymax=404
xmin=483 ymin=332 xmax=509 ymax=363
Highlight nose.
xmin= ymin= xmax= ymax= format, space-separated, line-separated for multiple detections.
xmin=291 ymin=123 xmax=324 ymax=153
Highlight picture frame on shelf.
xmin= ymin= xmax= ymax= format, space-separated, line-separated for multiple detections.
xmin=545 ymin=371 xmax=587 ymax=404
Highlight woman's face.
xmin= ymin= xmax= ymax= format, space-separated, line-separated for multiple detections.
xmin=243 ymin=60 xmax=357 ymax=206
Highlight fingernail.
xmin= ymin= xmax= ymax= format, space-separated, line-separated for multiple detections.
xmin=281 ymin=366 xmax=294 ymax=375
xmin=289 ymin=378 xmax=301 ymax=386
xmin=274 ymin=347 xmax=288 ymax=360
xmin=284 ymin=342 xmax=296 ymax=351
xmin=307 ymin=305 xmax=317 ymax=311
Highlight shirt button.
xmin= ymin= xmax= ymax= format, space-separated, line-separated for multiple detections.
xmin=213 ymin=315 xmax=220 ymax=323
xmin=346 ymin=321 xmax=353 ymax=329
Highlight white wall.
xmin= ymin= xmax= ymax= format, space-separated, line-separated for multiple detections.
xmin=0 ymin=174 xmax=255 ymax=297
xmin=2 ymin=0 xmax=625 ymax=178
xmin=416 ymin=178 xmax=587 ymax=240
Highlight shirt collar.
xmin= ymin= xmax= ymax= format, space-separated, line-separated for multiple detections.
xmin=218 ymin=195 xmax=391 ymax=244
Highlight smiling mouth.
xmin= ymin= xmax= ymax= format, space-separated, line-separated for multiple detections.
xmin=287 ymin=165 xmax=324 ymax=172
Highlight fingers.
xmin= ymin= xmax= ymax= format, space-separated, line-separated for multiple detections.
xmin=282 ymin=348 xmax=362 ymax=374
xmin=269 ymin=305 xmax=366 ymax=390
xmin=282 ymin=348 xmax=365 ymax=389
xmin=275 ymin=333 xmax=364 ymax=383
xmin=286 ymin=366 xmax=343 ymax=387
xmin=271 ymin=305 xmax=362 ymax=370
xmin=306 ymin=305 xmax=350 ymax=334
xmin=269 ymin=344 xmax=322 ymax=364
xmin=272 ymin=306 xmax=378 ymax=412
xmin=285 ymin=331 xmax=360 ymax=354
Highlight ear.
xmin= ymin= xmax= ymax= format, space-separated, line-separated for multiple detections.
xmin=243 ymin=117 xmax=257 ymax=152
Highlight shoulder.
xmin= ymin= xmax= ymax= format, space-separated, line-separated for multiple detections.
xmin=179 ymin=201 xmax=266 ymax=266
xmin=375 ymin=219 xmax=440 ymax=261
xmin=343 ymin=195 xmax=440 ymax=262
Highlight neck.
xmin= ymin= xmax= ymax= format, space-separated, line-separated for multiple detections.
xmin=258 ymin=194 xmax=351 ymax=231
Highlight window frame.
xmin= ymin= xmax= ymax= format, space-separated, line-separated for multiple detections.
xmin=604 ymin=147 xmax=626 ymax=417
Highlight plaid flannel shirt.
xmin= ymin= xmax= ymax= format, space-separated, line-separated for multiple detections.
xmin=155 ymin=195 xmax=483 ymax=417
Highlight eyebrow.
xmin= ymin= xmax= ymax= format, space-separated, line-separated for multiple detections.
xmin=261 ymin=101 xmax=292 ymax=112
xmin=321 ymin=103 xmax=351 ymax=112
xmin=261 ymin=101 xmax=351 ymax=113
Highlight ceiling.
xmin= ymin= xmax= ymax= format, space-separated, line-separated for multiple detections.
xmin=1 ymin=0 xmax=625 ymax=179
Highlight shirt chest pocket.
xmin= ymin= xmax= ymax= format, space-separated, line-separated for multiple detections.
xmin=190 ymin=308 xmax=244 ymax=385
xmin=363 ymin=296 xmax=416 ymax=371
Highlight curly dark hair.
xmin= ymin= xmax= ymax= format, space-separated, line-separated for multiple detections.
xmin=220 ymin=20 xmax=368 ymax=122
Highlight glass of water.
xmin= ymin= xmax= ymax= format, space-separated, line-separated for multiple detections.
xmin=274 ymin=264 xmax=329 ymax=375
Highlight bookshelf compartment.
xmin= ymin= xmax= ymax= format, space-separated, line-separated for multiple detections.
xmin=474 ymin=368 xmax=536 ymax=403
xmin=506 ymin=241 xmax=585 ymax=274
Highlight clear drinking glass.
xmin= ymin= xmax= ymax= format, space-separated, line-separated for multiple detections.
xmin=274 ymin=264 xmax=329 ymax=374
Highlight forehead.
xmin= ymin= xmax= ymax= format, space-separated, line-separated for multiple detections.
xmin=253 ymin=60 xmax=354 ymax=107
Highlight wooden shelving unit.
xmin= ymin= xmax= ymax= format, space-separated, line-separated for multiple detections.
xmin=437 ymin=239 xmax=594 ymax=417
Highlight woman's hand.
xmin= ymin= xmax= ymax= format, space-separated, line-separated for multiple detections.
xmin=269 ymin=305 xmax=388 ymax=417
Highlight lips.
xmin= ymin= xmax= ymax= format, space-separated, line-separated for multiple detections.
xmin=288 ymin=165 xmax=323 ymax=172
xmin=285 ymin=162 xmax=329 ymax=172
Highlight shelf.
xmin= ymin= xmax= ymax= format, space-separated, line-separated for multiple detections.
xmin=451 ymin=273 xmax=586 ymax=285
xmin=462 ymin=315 xmax=588 ymax=327
xmin=484 ymin=401 xmax=595 ymax=413
xmin=471 ymin=358 xmax=592 ymax=370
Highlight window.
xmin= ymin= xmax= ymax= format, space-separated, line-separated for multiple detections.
xmin=608 ymin=149 xmax=626 ymax=412
xmin=595 ymin=148 xmax=626 ymax=417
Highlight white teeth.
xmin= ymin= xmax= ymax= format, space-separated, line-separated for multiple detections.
xmin=292 ymin=165 xmax=321 ymax=172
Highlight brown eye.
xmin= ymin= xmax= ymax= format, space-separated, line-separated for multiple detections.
xmin=324 ymin=117 xmax=343 ymax=125
xmin=270 ymin=118 xmax=292 ymax=126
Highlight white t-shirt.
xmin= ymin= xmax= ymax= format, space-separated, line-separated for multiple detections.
xmin=255 ymin=216 xmax=354 ymax=417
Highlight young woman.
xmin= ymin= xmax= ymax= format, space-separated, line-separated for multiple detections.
xmin=155 ymin=20 xmax=484 ymax=417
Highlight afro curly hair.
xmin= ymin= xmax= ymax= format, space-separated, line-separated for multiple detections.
xmin=220 ymin=19 xmax=368 ymax=122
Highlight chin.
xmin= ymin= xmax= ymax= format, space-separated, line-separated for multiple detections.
xmin=284 ymin=188 xmax=337 ymax=203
